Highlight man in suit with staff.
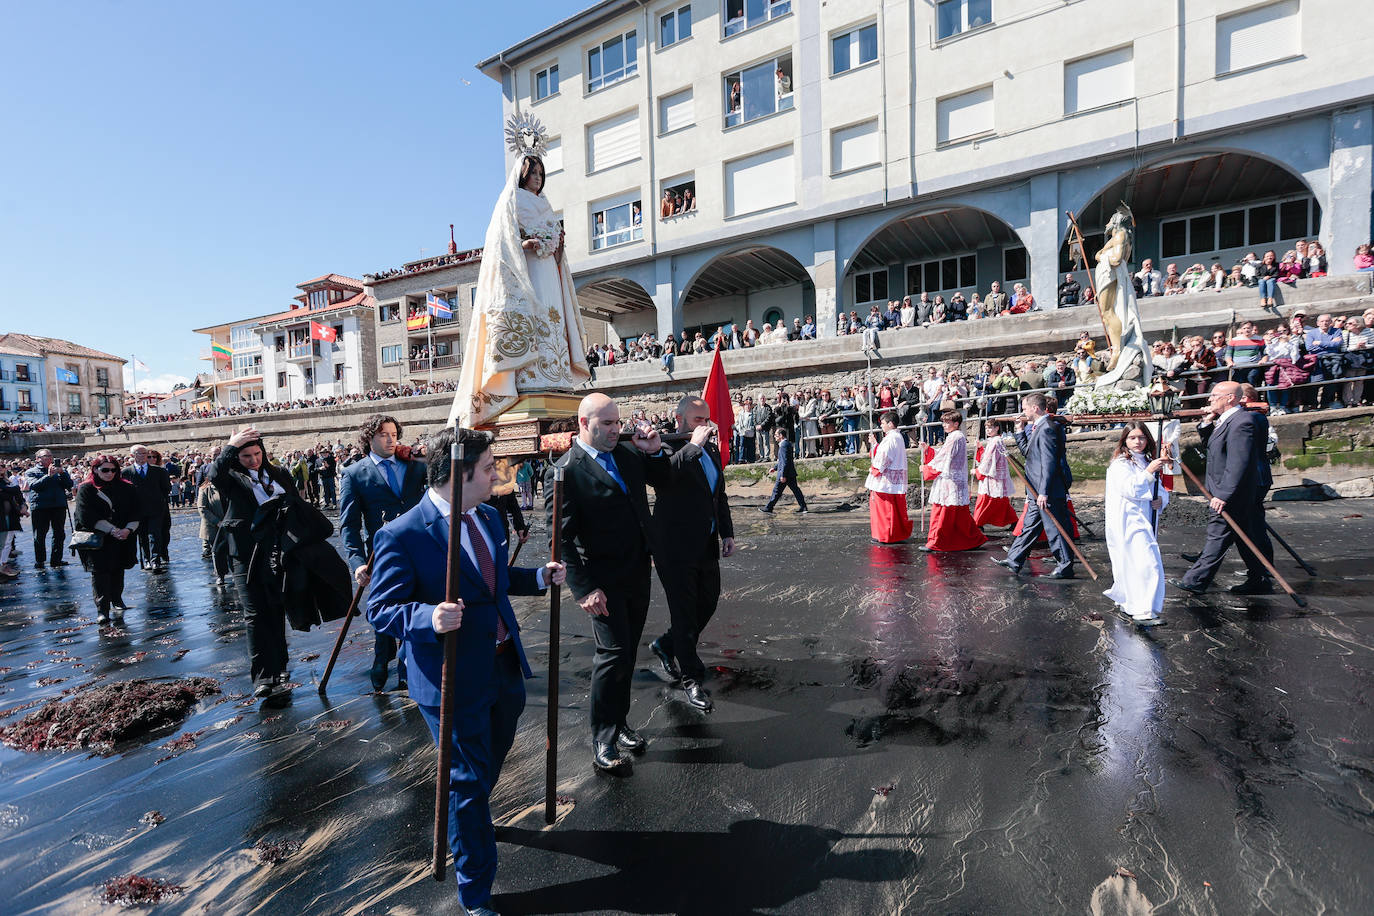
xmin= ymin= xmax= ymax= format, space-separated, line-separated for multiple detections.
xmin=994 ymin=393 xmax=1076 ymax=579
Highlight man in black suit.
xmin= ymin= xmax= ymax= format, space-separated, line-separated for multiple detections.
xmin=122 ymin=444 xmax=171 ymax=573
xmin=760 ymin=426 xmax=807 ymax=513
xmin=1175 ymin=382 xmax=1274 ymax=595
xmin=547 ymin=392 xmax=670 ymax=774
xmin=650 ymin=395 xmax=735 ymax=713
xmin=994 ymin=393 xmax=1075 ymax=579
xmin=339 ymin=414 xmax=428 ymax=690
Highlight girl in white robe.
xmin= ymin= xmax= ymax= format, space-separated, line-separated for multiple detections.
xmin=1103 ymin=422 xmax=1170 ymax=626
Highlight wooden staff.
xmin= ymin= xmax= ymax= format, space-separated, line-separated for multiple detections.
xmin=317 ymin=549 xmax=371 ymax=694
xmin=545 ymin=463 xmax=565 ymax=825
xmin=1176 ymin=461 xmax=1306 ymax=608
xmin=1006 ymin=453 xmax=1099 ymax=581
xmin=1064 ymin=210 xmax=1114 ymax=343
xmin=433 ymin=437 xmax=465 ymax=882
xmin=1266 ymin=522 xmax=1317 ymax=577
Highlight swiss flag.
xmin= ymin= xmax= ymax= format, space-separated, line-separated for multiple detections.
xmin=310 ymin=321 xmax=337 ymax=343
xmin=702 ymin=343 xmax=733 ymax=468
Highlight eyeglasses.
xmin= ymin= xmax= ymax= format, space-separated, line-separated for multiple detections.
xmin=97 ymin=467 xmax=117 ymax=473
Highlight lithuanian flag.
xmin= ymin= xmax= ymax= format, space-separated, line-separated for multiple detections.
xmin=211 ymin=342 xmax=232 ymax=361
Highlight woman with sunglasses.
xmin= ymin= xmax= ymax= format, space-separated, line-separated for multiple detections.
xmin=73 ymin=456 xmax=140 ymax=623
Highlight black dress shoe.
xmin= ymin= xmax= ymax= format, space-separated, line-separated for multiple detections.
xmin=1168 ymin=577 xmax=1207 ymax=595
xmin=593 ymin=741 xmax=632 ymax=773
xmin=50 ymin=559 xmax=69 ymax=567
xmin=1180 ymin=552 xmax=1200 ymax=563
xmin=369 ymin=664 xmax=387 ymax=692
xmin=1229 ymin=578 xmax=1275 ymax=595
xmin=650 ymin=639 xmax=681 ymax=683
xmin=1046 ymin=566 xmax=1076 ymax=580
xmin=616 ymin=726 xmax=647 ymax=754
xmin=396 ymin=679 xmax=408 ymax=692
xmin=992 ymin=558 xmax=1023 ymax=574
xmin=682 ymin=680 xmax=713 ymax=712
xmin=111 ymin=600 xmax=130 ymax=611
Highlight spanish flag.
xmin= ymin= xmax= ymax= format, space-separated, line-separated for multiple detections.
xmin=407 ymin=314 xmax=430 ymax=331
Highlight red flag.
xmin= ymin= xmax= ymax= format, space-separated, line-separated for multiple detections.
xmin=310 ymin=321 xmax=337 ymax=343
xmin=702 ymin=344 xmax=733 ymax=468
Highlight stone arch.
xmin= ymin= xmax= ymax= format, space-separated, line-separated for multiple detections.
xmin=675 ymin=244 xmax=816 ymax=342
xmin=575 ymin=273 xmax=656 ymax=344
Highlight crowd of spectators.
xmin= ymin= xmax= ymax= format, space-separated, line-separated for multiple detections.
xmin=363 ymin=248 xmax=481 ymax=282
xmin=1131 ymin=239 xmax=1342 ymax=305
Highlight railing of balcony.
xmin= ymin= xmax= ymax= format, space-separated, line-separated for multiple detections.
xmin=408 ymin=354 xmax=459 ymax=372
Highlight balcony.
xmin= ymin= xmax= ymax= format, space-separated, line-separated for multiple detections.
xmin=15 ymin=403 xmax=36 ymax=412
xmin=286 ymin=342 xmax=321 ymax=361
xmin=409 ymin=354 xmax=459 ymax=372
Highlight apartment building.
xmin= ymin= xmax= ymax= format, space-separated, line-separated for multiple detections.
xmin=479 ymin=0 xmax=1373 ymax=342
xmin=364 ymin=247 xmax=482 ymax=390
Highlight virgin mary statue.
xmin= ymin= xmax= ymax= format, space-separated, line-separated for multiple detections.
xmin=451 ymin=116 xmax=589 ymax=427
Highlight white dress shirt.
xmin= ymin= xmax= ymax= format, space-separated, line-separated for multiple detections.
xmin=427 ymin=489 xmax=546 ymax=588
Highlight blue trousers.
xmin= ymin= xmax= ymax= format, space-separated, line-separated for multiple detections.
xmin=1005 ymin=496 xmax=1074 ymax=572
xmin=418 ymin=651 xmax=526 ymax=910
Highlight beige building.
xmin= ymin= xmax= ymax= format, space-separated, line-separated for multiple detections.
xmin=364 ymin=247 xmax=483 ymax=389
xmin=0 ymin=333 xmax=125 ymax=421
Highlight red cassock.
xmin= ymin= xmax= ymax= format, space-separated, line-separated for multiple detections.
xmin=922 ymin=439 xmax=987 ymax=552
xmin=971 ymin=444 xmax=1018 ymax=528
xmin=926 ymin=504 xmax=989 ymax=551
xmin=1011 ymin=498 xmax=1081 ymax=541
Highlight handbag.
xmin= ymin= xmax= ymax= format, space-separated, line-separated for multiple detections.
xmin=70 ymin=529 xmax=105 ymax=551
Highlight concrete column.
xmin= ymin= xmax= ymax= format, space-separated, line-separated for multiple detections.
xmin=1028 ymin=172 xmax=1063 ymax=309
xmin=654 ymin=255 xmax=681 ymax=343
xmin=812 ymin=219 xmax=839 ymax=337
xmin=1328 ymin=105 xmax=1373 ymax=277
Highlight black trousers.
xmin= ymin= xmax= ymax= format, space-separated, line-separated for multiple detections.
xmin=764 ymin=477 xmax=807 ymax=511
xmin=31 ymin=506 xmax=67 ymax=565
xmin=210 ymin=536 xmax=232 ymax=578
xmin=1006 ymin=496 xmax=1074 ymax=572
xmin=1182 ymin=499 xmax=1271 ymax=588
xmin=88 ymin=548 xmax=127 ymax=611
xmin=320 ymin=475 xmax=336 ymax=507
xmin=656 ymin=536 xmax=722 ymax=684
xmin=588 ymin=562 xmax=652 ymax=744
xmin=138 ymin=514 xmax=168 ymax=564
xmin=232 ymin=570 xmax=289 ymax=686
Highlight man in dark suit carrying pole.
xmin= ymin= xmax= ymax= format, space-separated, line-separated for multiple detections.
xmin=649 ymin=395 xmax=735 ymax=713
xmin=760 ymin=426 xmax=807 ymax=513
xmin=339 ymin=414 xmax=428 ymax=690
xmin=122 ymin=444 xmax=171 ymax=573
xmin=1174 ymin=381 xmax=1275 ymax=595
xmin=368 ymin=427 xmax=565 ymax=916
xmin=546 ymin=392 xmax=670 ymax=775
xmin=995 ymin=393 xmax=1075 ymax=579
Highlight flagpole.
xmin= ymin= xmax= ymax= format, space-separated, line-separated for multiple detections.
xmin=130 ymin=354 xmax=137 ymax=421
xmin=428 ymin=291 xmax=435 ymax=390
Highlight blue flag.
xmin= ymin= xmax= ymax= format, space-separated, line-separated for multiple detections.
xmin=55 ymin=367 xmax=79 ymax=384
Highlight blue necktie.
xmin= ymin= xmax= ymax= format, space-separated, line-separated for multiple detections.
xmin=381 ymin=459 xmax=400 ymax=496
xmin=699 ymin=449 xmax=718 ymax=493
xmin=596 ymin=451 xmax=626 ymax=493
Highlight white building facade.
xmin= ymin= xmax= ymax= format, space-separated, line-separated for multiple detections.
xmin=479 ymin=0 xmax=1374 ymax=342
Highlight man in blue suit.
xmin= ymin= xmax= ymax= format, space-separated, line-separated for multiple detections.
xmin=760 ymin=426 xmax=808 ymax=513
xmin=367 ymin=427 xmax=564 ymax=916
xmin=994 ymin=393 xmax=1075 ymax=579
xmin=339 ymin=414 xmax=428 ymax=690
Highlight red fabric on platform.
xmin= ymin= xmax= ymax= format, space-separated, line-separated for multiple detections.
xmin=972 ymin=494 xmax=1018 ymax=528
xmin=869 ymin=491 xmax=913 ymax=543
xmin=926 ymin=504 xmax=988 ymax=551
xmin=1011 ymin=498 xmax=1081 ymax=541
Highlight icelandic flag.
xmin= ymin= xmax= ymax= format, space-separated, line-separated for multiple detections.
xmin=426 ymin=292 xmax=452 ymax=319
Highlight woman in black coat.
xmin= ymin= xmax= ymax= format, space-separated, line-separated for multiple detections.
xmin=73 ymin=455 xmax=140 ymax=622
xmin=211 ymin=426 xmax=349 ymax=707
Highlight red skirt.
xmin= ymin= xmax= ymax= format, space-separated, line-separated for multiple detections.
xmin=972 ymin=494 xmax=1018 ymax=528
xmin=926 ymin=504 xmax=988 ymax=551
xmin=869 ymin=491 xmax=913 ymax=543
xmin=1012 ymin=498 xmax=1081 ymax=542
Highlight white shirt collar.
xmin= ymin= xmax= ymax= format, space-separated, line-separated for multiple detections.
xmin=369 ymin=451 xmax=395 ymax=467
xmin=427 ymin=488 xmax=481 ymax=523
xmin=575 ymin=437 xmax=605 ymax=460
xmin=1214 ymin=405 xmax=1243 ymax=429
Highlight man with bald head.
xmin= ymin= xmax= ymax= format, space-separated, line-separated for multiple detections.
xmin=649 ymin=395 xmax=735 ymax=713
xmin=1173 ymin=381 xmax=1274 ymax=595
xmin=547 ymin=392 xmax=670 ymax=773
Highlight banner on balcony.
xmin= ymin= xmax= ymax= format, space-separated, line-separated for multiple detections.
xmin=407 ymin=314 xmax=430 ymax=331
xmin=211 ymin=342 xmax=232 ymax=361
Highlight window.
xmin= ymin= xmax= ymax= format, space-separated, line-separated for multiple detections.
xmin=832 ymin=22 xmax=878 ymax=75
xmin=381 ymin=345 xmax=403 ymax=365
xmin=1004 ymin=247 xmax=1028 ymax=283
xmin=67 ymin=393 xmax=81 ymax=414
xmin=331 ymin=325 xmax=343 ymax=345
xmin=591 ymin=196 xmax=644 ymax=250
xmin=15 ymin=363 xmax=29 ymax=382
xmin=762 ymin=307 xmax=783 ymax=326
xmin=534 ymin=63 xmax=559 ymax=101
xmin=544 ymin=137 xmax=563 ymax=174
xmin=588 ymin=30 xmax=638 ymax=92
xmin=276 ymin=372 xmax=287 ymax=388
xmin=96 ymin=367 xmax=110 ymax=387
xmin=379 ymin=303 xmax=400 ymax=323
xmin=334 ymin=363 xmax=345 ymax=382
xmin=308 ymin=289 xmax=327 ymax=309
xmin=936 ymin=85 xmax=993 ymax=144
xmin=831 ymin=120 xmax=879 ymax=174
xmin=17 ymin=390 xmax=32 ymax=409
xmin=936 ymin=0 xmax=992 ymax=40
xmin=660 ymin=5 xmax=692 ymax=47
xmin=1217 ymin=0 xmax=1300 ymax=75
xmin=587 ymin=109 xmax=641 ymax=173
xmin=660 ymin=175 xmax=696 ymax=219
xmin=96 ymin=395 xmax=111 ymax=417
xmin=723 ymin=0 xmax=790 ymax=37
xmin=1159 ymin=196 xmax=1318 ymax=256
xmin=725 ymin=144 xmax=795 ymax=217
xmin=905 ymin=255 xmax=977 ymax=295
xmin=658 ymin=88 xmax=694 ymax=135
xmin=854 ymin=268 xmax=889 ymax=306
xmin=1064 ymin=46 xmax=1133 ymax=114
xmin=724 ymin=54 xmax=792 ymax=128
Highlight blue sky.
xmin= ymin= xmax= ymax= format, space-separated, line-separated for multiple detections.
xmin=0 ymin=0 xmax=585 ymax=391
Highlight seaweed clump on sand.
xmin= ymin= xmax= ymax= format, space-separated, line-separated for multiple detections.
xmin=0 ymin=678 xmax=221 ymax=754
xmin=99 ymin=874 xmax=184 ymax=906
xmin=253 ymin=838 xmax=303 ymax=865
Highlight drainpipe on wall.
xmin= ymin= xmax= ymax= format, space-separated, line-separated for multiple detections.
xmin=1173 ymin=0 xmax=1185 ymax=143
xmin=639 ymin=0 xmax=657 ymax=255
xmin=878 ymin=1 xmax=889 ymax=206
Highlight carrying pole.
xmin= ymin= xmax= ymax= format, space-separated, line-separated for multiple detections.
xmin=433 ymin=437 xmax=465 ymax=881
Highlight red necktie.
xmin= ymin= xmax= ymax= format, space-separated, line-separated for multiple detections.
xmin=462 ymin=512 xmax=507 ymax=642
